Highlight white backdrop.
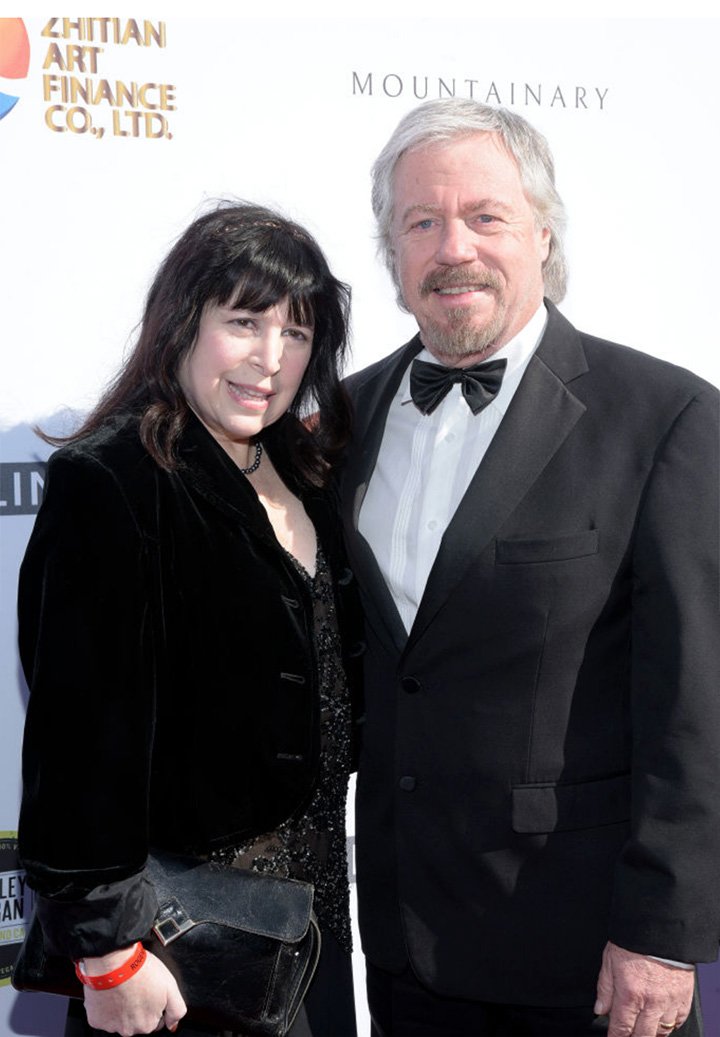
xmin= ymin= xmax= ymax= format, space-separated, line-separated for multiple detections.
xmin=1 ymin=12 xmax=719 ymax=1036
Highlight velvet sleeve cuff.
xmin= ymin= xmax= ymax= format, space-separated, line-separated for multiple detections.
xmin=36 ymin=871 xmax=158 ymax=959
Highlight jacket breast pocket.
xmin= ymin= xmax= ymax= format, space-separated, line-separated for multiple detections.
xmin=511 ymin=772 xmax=631 ymax=834
xmin=496 ymin=529 xmax=599 ymax=565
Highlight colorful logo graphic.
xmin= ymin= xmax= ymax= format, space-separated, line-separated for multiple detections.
xmin=0 ymin=832 xmax=34 ymax=987
xmin=0 ymin=18 xmax=30 ymax=121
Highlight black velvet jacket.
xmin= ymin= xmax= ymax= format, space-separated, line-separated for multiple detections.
xmin=17 ymin=412 xmax=363 ymax=958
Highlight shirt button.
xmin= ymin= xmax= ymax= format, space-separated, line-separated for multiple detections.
xmin=427 ymin=520 xmax=438 ymax=531
xmin=399 ymin=776 xmax=416 ymax=792
xmin=446 ymin=432 xmax=456 ymax=442
xmin=401 ymin=676 xmax=421 ymax=694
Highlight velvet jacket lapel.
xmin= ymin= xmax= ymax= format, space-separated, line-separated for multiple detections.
xmin=174 ymin=413 xmax=279 ymax=544
xmin=344 ymin=304 xmax=590 ymax=659
xmin=172 ymin=413 xmax=346 ymax=597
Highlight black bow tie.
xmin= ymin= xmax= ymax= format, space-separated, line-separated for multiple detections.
xmin=410 ymin=357 xmax=507 ymax=415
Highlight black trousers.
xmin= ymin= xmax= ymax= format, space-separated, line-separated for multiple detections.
xmin=367 ymin=961 xmax=703 ymax=1037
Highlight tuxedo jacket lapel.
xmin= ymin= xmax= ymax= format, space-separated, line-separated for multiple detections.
xmin=342 ymin=337 xmax=422 ymax=654
xmin=407 ymin=306 xmax=589 ymax=653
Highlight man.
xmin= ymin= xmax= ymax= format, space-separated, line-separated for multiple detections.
xmin=340 ymin=99 xmax=720 ymax=1037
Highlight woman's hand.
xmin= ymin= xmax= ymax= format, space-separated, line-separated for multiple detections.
xmin=81 ymin=948 xmax=187 ymax=1035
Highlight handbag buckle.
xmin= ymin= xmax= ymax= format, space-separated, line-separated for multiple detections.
xmin=152 ymin=897 xmax=195 ymax=946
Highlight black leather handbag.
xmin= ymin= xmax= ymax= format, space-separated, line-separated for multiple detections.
xmin=12 ymin=851 xmax=321 ymax=1036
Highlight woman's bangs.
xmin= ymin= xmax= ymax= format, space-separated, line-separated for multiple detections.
xmin=285 ymin=288 xmax=318 ymax=330
xmin=221 ymin=260 xmax=320 ymax=329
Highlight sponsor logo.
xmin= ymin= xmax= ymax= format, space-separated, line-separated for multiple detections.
xmin=40 ymin=17 xmax=175 ymax=140
xmin=0 ymin=463 xmax=46 ymax=516
xmin=0 ymin=833 xmax=35 ymax=988
xmin=1 ymin=18 xmax=176 ymax=139
xmin=0 ymin=18 xmax=30 ymax=121
xmin=352 ymin=71 xmax=610 ymax=110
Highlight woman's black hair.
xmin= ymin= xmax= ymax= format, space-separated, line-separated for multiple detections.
xmin=44 ymin=201 xmax=352 ymax=485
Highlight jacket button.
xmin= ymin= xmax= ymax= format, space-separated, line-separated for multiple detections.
xmin=348 ymin=640 xmax=366 ymax=658
xmin=280 ymin=672 xmax=306 ymax=684
xmin=337 ymin=568 xmax=354 ymax=586
xmin=399 ymin=776 xmax=416 ymax=791
xmin=401 ymin=676 xmax=421 ymax=694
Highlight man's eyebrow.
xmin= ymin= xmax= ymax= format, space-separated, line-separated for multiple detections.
xmin=398 ymin=199 xmax=513 ymax=225
xmin=398 ymin=203 xmax=441 ymax=225
xmin=462 ymin=198 xmax=513 ymax=217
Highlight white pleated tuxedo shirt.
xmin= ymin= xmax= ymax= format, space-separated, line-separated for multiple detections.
xmin=359 ymin=304 xmax=548 ymax=634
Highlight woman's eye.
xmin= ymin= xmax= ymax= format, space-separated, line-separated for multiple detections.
xmin=285 ymin=328 xmax=311 ymax=342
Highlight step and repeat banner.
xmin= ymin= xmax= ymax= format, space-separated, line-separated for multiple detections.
xmin=1 ymin=14 xmax=718 ymax=1035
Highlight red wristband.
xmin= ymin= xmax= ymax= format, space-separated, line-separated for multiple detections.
xmin=74 ymin=941 xmax=147 ymax=990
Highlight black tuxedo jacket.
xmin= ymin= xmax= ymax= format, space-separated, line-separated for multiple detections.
xmin=340 ymin=303 xmax=720 ymax=1006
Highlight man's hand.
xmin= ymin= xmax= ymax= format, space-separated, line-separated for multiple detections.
xmin=82 ymin=950 xmax=186 ymax=1035
xmin=595 ymin=941 xmax=694 ymax=1037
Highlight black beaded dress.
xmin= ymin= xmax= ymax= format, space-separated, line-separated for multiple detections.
xmin=212 ymin=544 xmax=353 ymax=955
xmin=210 ymin=544 xmax=356 ymax=1037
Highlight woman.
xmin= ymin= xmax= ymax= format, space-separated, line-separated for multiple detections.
xmin=17 ymin=202 xmax=361 ymax=1037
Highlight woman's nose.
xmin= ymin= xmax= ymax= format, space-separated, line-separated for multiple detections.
xmin=250 ymin=331 xmax=283 ymax=375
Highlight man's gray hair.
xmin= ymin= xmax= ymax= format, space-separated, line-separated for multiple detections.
xmin=371 ymin=98 xmax=568 ymax=305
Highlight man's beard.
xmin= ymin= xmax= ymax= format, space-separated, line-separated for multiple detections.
xmin=415 ymin=268 xmax=506 ymax=363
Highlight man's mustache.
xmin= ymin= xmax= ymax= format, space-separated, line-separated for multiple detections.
xmin=419 ymin=268 xmax=503 ymax=297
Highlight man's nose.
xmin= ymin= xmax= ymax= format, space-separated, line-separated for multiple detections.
xmin=434 ymin=219 xmax=477 ymax=265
